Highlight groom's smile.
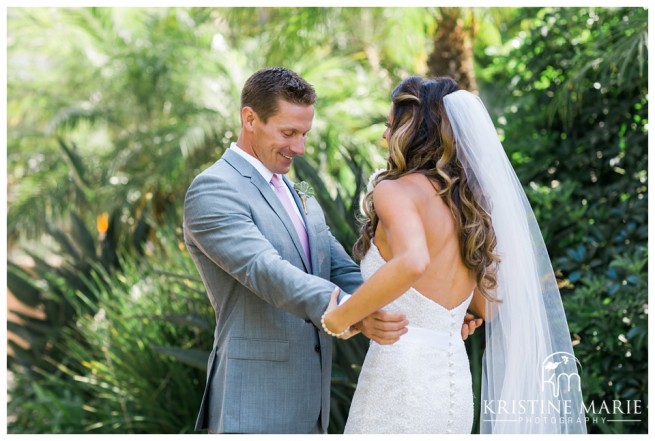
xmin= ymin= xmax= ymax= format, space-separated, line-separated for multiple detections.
xmin=241 ymin=98 xmax=314 ymax=175
xmin=280 ymin=151 xmax=294 ymax=161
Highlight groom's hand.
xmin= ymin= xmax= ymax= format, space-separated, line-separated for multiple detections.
xmin=354 ymin=310 xmax=408 ymax=345
xmin=462 ymin=313 xmax=483 ymax=341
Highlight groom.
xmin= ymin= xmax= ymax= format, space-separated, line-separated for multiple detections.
xmin=183 ymin=67 xmax=411 ymax=434
xmin=184 ymin=67 xmax=480 ymax=434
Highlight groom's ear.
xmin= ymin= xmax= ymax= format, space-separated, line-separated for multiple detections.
xmin=241 ymin=106 xmax=256 ymax=131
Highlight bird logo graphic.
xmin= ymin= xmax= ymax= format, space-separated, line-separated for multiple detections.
xmin=541 ymin=352 xmax=582 ymax=397
xmin=544 ymin=360 xmax=562 ymax=370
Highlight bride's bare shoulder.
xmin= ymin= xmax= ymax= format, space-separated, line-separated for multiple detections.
xmin=373 ymin=174 xmax=446 ymax=211
xmin=376 ymin=174 xmax=444 ymax=200
xmin=371 ymin=178 xmax=415 ymax=215
xmin=374 ymin=173 xmax=429 ymax=192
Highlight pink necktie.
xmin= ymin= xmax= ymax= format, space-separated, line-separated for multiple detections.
xmin=271 ymin=174 xmax=312 ymax=272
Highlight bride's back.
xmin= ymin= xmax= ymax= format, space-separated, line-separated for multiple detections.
xmin=374 ymin=173 xmax=476 ymax=310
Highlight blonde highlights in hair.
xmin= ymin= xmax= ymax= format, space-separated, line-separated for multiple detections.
xmin=353 ymin=76 xmax=501 ymax=302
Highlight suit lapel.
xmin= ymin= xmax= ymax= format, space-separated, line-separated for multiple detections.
xmin=223 ymin=150 xmax=312 ymax=273
xmin=285 ymin=176 xmax=318 ymax=275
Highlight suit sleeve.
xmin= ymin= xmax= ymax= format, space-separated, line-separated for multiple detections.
xmin=184 ymin=172 xmax=354 ymax=326
xmin=326 ymin=228 xmax=363 ymax=297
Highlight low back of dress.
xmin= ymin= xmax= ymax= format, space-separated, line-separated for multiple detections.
xmin=344 ymin=240 xmax=474 ymax=434
xmin=363 ymin=241 xmax=473 ymax=333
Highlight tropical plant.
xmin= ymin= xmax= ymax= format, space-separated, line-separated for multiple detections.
xmin=428 ymin=7 xmax=479 ymax=90
xmin=7 ymin=5 xmax=647 ymax=435
xmin=7 ymin=7 xmax=233 ymax=240
xmin=481 ymin=6 xmax=647 ymax=433
xmin=7 ymin=206 xmax=149 ymax=373
xmin=8 ymin=226 xmax=213 ymax=434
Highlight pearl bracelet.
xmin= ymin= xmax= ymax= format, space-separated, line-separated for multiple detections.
xmin=320 ymin=311 xmax=349 ymax=338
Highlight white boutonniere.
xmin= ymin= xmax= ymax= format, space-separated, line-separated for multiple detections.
xmin=293 ymin=181 xmax=315 ymax=215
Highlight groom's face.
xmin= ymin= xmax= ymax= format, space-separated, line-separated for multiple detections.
xmin=247 ymin=99 xmax=314 ymax=175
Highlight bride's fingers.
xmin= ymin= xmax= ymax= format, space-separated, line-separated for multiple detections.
xmin=329 ymin=287 xmax=340 ymax=306
xmin=325 ymin=287 xmax=340 ymax=313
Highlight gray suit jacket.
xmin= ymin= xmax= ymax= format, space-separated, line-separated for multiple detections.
xmin=183 ymin=148 xmax=363 ymax=433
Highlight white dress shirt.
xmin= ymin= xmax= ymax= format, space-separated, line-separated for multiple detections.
xmin=230 ymin=143 xmax=351 ymax=304
xmin=230 ymin=143 xmax=305 ymax=225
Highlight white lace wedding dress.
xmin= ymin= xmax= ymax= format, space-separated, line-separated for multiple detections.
xmin=344 ymin=241 xmax=474 ymax=434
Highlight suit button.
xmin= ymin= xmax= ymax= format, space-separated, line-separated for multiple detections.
xmin=314 ymin=344 xmax=321 ymax=352
xmin=305 ymin=319 xmax=311 ymax=323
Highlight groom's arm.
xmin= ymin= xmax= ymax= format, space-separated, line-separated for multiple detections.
xmin=184 ymin=172 xmax=337 ymax=326
xmin=325 ymin=230 xmax=362 ymax=298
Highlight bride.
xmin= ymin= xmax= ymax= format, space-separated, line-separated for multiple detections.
xmin=320 ymin=76 xmax=587 ymax=434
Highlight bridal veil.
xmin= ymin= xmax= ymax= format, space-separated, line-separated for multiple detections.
xmin=443 ymin=90 xmax=587 ymax=434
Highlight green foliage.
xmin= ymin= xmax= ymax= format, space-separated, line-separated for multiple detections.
xmin=7 ymin=207 xmax=149 ymax=372
xmin=7 ymin=8 xmax=233 ymax=239
xmin=294 ymin=152 xmax=369 ymax=252
xmin=7 ymin=5 xmax=647 ymax=435
xmin=565 ymin=246 xmax=648 ymax=432
xmin=8 ymin=230 xmax=213 ymax=434
xmin=481 ymin=6 xmax=647 ymax=433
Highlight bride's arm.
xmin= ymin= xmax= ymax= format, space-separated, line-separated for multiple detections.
xmin=322 ymin=179 xmax=430 ymax=335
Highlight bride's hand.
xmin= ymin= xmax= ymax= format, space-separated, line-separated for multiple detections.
xmin=326 ymin=286 xmax=340 ymax=313
xmin=325 ymin=287 xmax=360 ymax=340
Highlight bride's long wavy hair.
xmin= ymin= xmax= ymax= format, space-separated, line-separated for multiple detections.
xmin=353 ymin=76 xmax=501 ymax=302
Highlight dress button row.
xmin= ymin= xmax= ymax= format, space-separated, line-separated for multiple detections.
xmin=446 ymin=327 xmax=456 ymax=432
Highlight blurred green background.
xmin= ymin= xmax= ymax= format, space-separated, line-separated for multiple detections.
xmin=6 ymin=6 xmax=647 ymax=434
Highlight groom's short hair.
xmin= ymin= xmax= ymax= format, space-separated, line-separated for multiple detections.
xmin=241 ymin=67 xmax=317 ymax=123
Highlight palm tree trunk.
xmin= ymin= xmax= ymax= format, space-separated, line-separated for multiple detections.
xmin=427 ymin=8 xmax=477 ymax=91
